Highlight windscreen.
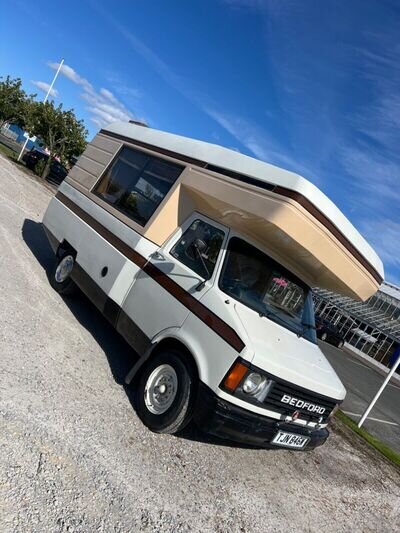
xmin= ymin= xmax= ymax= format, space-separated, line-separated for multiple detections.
xmin=219 ymin=237 xmax=317 ymax=343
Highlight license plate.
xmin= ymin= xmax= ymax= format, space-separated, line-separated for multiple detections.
xmin=271 ymin=431 xmax=310 ymax=449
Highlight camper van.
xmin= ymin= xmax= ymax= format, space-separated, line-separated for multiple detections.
xmin=42 ymin=122 xmax=383 ymax=450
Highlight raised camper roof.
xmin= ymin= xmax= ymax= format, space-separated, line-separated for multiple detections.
xmin=70 ymin=121 xmax=384 ymax=301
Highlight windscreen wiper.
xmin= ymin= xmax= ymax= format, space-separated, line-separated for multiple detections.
xmin=258 ymin=307 xmax=299 ymax=333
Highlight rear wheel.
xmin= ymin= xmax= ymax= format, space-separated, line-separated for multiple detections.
xmin=321 ymin=332 xmax=328 ymax=341
xmin=50 ymin=250 xmax=77 ymax=295
xmin=134 ymin=350 xmax=196 ymax=434
xmin=337 ymin=340 xmax=344 ymax=349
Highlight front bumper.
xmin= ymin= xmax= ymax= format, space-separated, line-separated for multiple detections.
xmin=194 ymin=383 xmax=329 ymax=450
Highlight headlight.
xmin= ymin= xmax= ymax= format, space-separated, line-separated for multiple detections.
xmin=242 ymin=372 xmax=266 ymax=394
xmin=221 ymin=359 xmax=273 ymax=403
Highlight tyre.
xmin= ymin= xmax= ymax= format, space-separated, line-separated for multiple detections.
xmin=49 ymin=250 xmax=77 ymax=295
xmin=321 ymin=332 xmax=328 ymax=341
xmin=134 ymin=350 xmax=196 ymax=434
xmin=337 ymin=340 xmax=344 ymax=349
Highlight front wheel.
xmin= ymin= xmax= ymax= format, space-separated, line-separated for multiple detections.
xmin=134 ymin=350 xmax=196 ymax=434
xmin=49 ymin=250 xmax=77 ymax=295
xmin=321 ymin=332 xmax=328 ymax=341
xmin=337 ymin=340 xmax=344 ymax=349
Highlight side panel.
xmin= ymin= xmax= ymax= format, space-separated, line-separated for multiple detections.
xmin=66 ymin=133 xmax=121 ymax=191
xmin=42 ymin=182 xmax=157 ymax=330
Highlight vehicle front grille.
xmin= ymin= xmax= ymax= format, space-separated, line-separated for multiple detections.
xmin=263 ymin=378 xmax=338 ymax=424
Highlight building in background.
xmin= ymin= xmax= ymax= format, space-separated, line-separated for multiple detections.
xmin=314 ymin=282 xmax=400 ymax=370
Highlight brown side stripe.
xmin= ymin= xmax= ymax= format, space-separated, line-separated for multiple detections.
xmin=56 ymin=192 xmax=245 ymax=353
xmin=99 ymin=128 xmax=382 ymax=285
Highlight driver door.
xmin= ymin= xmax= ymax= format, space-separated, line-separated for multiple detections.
xmin=119 ymin=214 xmax=228 ymax=352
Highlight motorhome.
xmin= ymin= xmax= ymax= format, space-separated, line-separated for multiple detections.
xmin=42 ymin=121 xmax=383 ymax=450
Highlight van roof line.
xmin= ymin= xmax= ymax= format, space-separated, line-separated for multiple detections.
xmin=100 ymin=121 xmax=384 ymax=282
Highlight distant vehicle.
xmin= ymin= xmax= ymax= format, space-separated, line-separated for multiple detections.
xmin=22 ymin=149 xmax=68 ymax=185
xmin=22 ymin=148 xmax=48 ymax=169
xmin=316 ymin=317 xmax=345 ymax=348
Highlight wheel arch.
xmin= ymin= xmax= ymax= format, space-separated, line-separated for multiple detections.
xmin=56 ymin=239 xmax=77 ymax=258
xmin=125 ymin=334 xmax=200 ymax=387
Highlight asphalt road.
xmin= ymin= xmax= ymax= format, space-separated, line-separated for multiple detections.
xmin=0 ymin=154 xmax=399 ymax=532
xmin=320 ymin=341 xmax=400 ymax=453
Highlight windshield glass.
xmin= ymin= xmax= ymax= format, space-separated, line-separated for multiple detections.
xmin=219 ymin=237 xmax=317 ymax=343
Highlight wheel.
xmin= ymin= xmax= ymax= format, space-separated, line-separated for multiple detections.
xmin=134 ymin=350 xmax=196 ymax=434
xmin=321 ymin=332 xmax=328 ymax=341
xmin=337 ymin=340 xmax=344 ymax=349
xmin=49 ymin=250 xmax=77 ymax=295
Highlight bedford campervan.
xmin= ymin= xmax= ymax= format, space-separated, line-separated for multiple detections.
xmin=42 ymin=122 xmax=383 ymax=450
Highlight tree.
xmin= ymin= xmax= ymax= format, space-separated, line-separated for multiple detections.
xmin=0 ymin=76 xmax=35 ymax=130
xmin=26 ymin=101 xmax=88 ymax=179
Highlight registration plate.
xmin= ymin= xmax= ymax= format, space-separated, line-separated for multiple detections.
xmin=271 ymin=431 xmax=310 ymax=449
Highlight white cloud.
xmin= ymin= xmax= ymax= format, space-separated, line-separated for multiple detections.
xmin=48 ymin=60 xmax=138 ymax=127
xmin=106 ymin=73 xmax=142 ymax=99
xmin=31 ymin=80 xmax=58 ymax=98
xmin=205 ymin=107 xmax=316 ymax=179
xmin=360 ymin=220 xmax=400 ymax=274
xmin=48 ymin=61 xmax=92 ymax=91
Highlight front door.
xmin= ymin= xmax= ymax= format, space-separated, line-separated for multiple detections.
xmin=118 ymin=214 xmax=228 ymax=353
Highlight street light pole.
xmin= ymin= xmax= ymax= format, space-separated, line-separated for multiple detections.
xmin=17 ymin=58 xmax=65 ymax=162
xmin=358 ymin=351 xmax=400 ymax=427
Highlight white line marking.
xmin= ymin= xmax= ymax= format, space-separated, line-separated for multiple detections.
xmin=342 ymin=411 xmax=398 ymax=426
xmin=347 ymin=359 xmax=371 ymax=370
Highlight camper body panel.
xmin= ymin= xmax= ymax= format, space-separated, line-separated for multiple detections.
xmin=41 ymin=122 xmax=383 ymax=450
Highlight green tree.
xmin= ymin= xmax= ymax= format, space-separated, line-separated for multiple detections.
xmin=0 ymin=76 xmax=35 ymax=130
xmin=26 ymin=101 xmax=88 ymax=179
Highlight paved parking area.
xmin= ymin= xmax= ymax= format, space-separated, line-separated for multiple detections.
xmin=320 ymin=341 xmax=400 ymax=454
xmin=0 ymin=154 xmax=399 ymax=532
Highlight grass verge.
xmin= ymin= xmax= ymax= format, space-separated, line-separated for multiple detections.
xmin=336 ymin=410 xmax=400 ymax=467
xmin=0 ymin=142 xmax=18 ymax=160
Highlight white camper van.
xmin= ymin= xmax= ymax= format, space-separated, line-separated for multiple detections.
xmin=42 ymin=122 xmax=383 ymax=450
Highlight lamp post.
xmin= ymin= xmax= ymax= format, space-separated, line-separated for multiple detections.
xmin=17 ymin=58 xmax=64 ymax=161
xmin=358 ymin=349 xmax=400 ymax=427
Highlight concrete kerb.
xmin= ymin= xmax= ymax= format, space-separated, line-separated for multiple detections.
xmin=342 ymin=343 xmax=400 ymax=386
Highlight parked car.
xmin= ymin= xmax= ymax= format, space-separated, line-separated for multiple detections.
xmin=316 ymin=316 xmax=345 ymax=348
xmin=22 ymin=149 xmax=68 ymax=185
xmin=22 ymin=148 xmax=48 ymax=170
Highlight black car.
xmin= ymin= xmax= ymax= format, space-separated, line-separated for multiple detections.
xmin=22 ymin=148 xmax=48 ymax=170
xmin=315 ymin=316 xmax=345 ymax=348
xmin=22 ymin=149 xmax=68 ymax=184
xmin=47 ymin=160 xmax=68 ymax=184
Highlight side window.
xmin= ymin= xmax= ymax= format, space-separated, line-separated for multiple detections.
xmin=170 ymin=219 xmax=225 ymax=279
xmin=94 ymin=146 xmax=184 ymax=226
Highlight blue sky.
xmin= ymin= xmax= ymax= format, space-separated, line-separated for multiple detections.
xmin=1 ymin=0 xmax=399 ymax=284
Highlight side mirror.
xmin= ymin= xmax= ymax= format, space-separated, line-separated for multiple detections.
xmin=193 ymin=238 xmax=207 ymax=254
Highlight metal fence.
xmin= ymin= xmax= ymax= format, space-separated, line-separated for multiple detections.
xmin=313 ymin=283 xmax=400 ymax=368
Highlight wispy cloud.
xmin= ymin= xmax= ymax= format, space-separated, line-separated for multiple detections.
xmin=206 ymin=108 xmax=317 ymax=179
xmin=48 ymin=61 xmax=91 ymax=90
xmin=360 ymin=219 xmax=400 ymax=275
xmin=31 ymin=80 xmax=58 ymax=98
xmin=48 ymin=61 xmax=137 ymax=127
xmin=90 ymin=3 xmax=313 ymax=179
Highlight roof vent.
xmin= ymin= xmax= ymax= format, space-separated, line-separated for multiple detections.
xmin=128 ymin=119 xmax=149 ymax=127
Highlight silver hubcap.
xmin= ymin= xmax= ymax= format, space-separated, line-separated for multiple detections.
xmin=144 ymin=364 xmax=178 ymax=415
xmin=55 ymin=255 xmax=74 ymax=283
